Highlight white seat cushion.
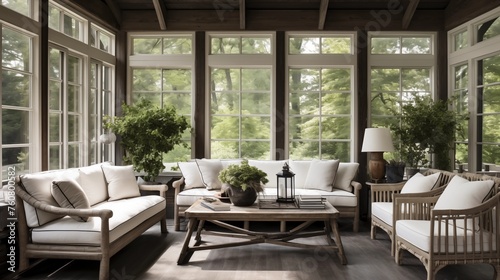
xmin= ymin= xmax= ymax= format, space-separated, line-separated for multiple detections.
xmin=396 ymin=220 xmax=497 ymax=253
xmin=31 ymin=195 xmax=165 ymax=246
xmin=176 ymin=188 xmax=220 ymax=206
xmin=261 ymin=188 xmax=357 ymax=207
xmin=371 ymin=202 xmax=393 ymax=226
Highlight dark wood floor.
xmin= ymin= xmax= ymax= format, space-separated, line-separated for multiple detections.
xmin=5 ymin=218 xmax=495 ymax=280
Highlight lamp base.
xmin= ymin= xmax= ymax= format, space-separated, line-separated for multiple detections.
xmin=368 ymin=152 xmax=386 ymax=183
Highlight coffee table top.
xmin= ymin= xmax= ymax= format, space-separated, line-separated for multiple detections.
xmin=185 ymin=199 xmax=339 ymax=221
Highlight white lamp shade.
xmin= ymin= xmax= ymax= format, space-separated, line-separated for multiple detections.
xmin=361 ymin=128 xmax=395 ymax=152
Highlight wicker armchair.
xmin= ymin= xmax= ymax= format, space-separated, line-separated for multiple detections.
xmin=394 ymin=175 xmax=500 ymax=280
xmin=370 ymin=169 xmax=456 ymax=256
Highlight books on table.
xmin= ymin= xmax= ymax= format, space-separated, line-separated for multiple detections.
xmin=297 ymin=195 xmax=326 ymax=209
xmin=201 ymin=197 xmax=230 ymax=211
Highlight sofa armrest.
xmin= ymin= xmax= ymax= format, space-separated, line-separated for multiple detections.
xmin=139 ymin=184 xmax=167 ymax=198
xmin=15 ymin=186 xmax=113 ymax=219
xmin=351 ymin=181 xmax=362 ymax=195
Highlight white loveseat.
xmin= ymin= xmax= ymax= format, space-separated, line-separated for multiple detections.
xmin=14 ymin=162 xmax=167 ymax=280
xmin=173 ymin=159 xmax=360 ymax=232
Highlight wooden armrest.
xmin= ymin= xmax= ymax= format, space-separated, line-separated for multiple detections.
xmin=351 ymin=181 xmax=362 ymax=192
xmin=393 ymin=195 xmax=440 ymax=221
xmin=370 ymin=182 xmax=405 ymax=203
xmin=139 ymin=184 xmax=167 ymax=198
xmin=15 ymin=186 xmax=113 ymax=219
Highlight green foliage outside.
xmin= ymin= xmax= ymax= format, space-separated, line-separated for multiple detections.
xmin=104 ymin=99 xmax=190 ymax=181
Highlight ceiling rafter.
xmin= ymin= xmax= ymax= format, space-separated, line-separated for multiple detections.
xmin=103 ymin=0 xmax=122 ymax=24
xmin=152 ymin=0 xmax=168 ymax=30
xmin=318 ymin=0 xmax=329 ymax=30
xmin=240 ymin=0 xmax=246 ymax=30
xmin=402 ymin=0 xmax=420 ymax=29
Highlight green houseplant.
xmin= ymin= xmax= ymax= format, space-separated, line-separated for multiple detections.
xmin=105 ymin=98 xmax=189 ymax=182
xmin=218 ymin=159 xmax=269 ymax=206
xmin=390 ymin=96 xmax=467 ymax=171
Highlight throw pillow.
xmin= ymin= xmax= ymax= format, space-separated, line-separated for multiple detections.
xmin=400 ymin=172 xmax=441 ymax=194
xmin=101 ymin=165 xmax=141 ymax=201
xmin=288 ymin=160 xmax=312 ymax=189
xmin=196 ymin=159 xmax=224 ymax=190
xmin=51 ymin=179 xmax=91 ymax=222
xmin=78 ymin=162 xmax=111 ymax=205
xmin=178 ymin=161 xmax=205 ymax=189
xmin=434 ymin=178 xmax=495 ymax=230
xmin=333 ymin=162 xmax=359 ymax=192
xmin=304 ymin=159 xmax=340 ymax=191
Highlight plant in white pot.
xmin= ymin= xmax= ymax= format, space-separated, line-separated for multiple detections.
xmin=104 ymin=98 xmax=190 ymax=182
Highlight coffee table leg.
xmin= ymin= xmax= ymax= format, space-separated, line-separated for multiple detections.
xmin=194 ymin=220 xmax=205 ymax=245
xmin=329 ymin=218 xmax=347 ymax=265
xmin=177 ymin=217 xmax=199 ymax=265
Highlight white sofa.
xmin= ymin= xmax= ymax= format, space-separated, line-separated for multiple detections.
xmin=173 ymin=159 xmax=360 ymax=232
xmin=14 ymin=162 xmax=167 ymax=280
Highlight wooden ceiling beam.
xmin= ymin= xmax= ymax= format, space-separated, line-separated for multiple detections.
xmin=318 ymin=0 xmax=329 ymax=30
xmin=103 ymin=0 xmax=121 ymax=25
xmin=402 ymin=0 xmax=420 ymax=29
xmin=153 ymin=0 xmax=168 ymax=30
xmin=240 ymin=0 xmax=245 ymax=30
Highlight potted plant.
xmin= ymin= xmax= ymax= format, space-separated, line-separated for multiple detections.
xmin=218 ymin=159 xmax=269 ymax=206
xmin=385 ymin=160 xmax=405 ymax=183
xmin=104 ymin=98 xmax=190 ymax=182
xmin=390 ymin=95 xmax=467 ymax=172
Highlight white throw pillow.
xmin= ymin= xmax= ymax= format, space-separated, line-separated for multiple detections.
xmin=400 ymin=172 xmax=441 ymax=194
xmin=101 ymin=165 xmax=141 ymax=201
xmin=288 ymin=160 xmax=312 ymax=189
xmin=333 ymin=162 xmax=359 ymax=192
xmin=304 ymin=159 xmax=340 ymax=191
xmin=178 ymin=162 xmax=204 ymax=189
xmin=51 ymin=179 xmax=90 ymax=222
xmin=196 ymin=159 xmax=224 ymax=190
xmin=434 ymin=179 xmax=495 ymax=230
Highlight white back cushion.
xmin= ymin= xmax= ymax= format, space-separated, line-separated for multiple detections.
xmin=102 ymin=165 xmax=141 ymax=201
xmin=178 ymin=161 xmax=204 ymax=189
xmin=78 ymin=162 xmax=110 ymax=205
xmin=248 ymin=160 xmax=288 ymax=189
xmin=400 ymin=172 xmax=441 ymax=194
xmin=304 ymin=159 xmax=340 ymax=191
xmin=196 ymin=159 xmax=224 ymax=190
xmin=333 ymin=162 xmax=359 ymax=192
xmin=288 ymin=160 xmax=311 ymax=189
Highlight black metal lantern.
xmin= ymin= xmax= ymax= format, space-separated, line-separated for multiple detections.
xmin=276 ymin=163 xmax=295 ymax=203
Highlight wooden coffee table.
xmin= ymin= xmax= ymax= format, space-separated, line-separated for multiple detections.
xmin=177 ymin=199 xmax=347 ymax=265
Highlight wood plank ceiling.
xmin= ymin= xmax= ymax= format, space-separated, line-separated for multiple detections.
xmin=103 ymin=0 xmax=452 ymax=31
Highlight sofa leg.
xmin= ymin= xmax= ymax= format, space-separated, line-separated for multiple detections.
xmin=99 ymin=257 xmax=109 ymax=280
xmin=161 ymin=218 xmax=168 ymax=233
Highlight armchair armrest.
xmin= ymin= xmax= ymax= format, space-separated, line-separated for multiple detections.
xmin=393 ymin=195 xmax=440 ymax=222
xmin=172 ymin=177 xmax=185 ymax=196
xmin=370 ymin=182 xmax=405 ymax=203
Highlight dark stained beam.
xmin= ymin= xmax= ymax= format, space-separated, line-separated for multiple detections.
xmin=402 ymin=0 xmax=420 ymax=29
xmin=153 ymin=0 xmax=168 ymax=30
xmin=103 ymin=0 xmax=122 ymax=25
xmin=445 ymin=0 xmax=500 ymax=30
xmin=318 ymin=0 xmax=329 ymax=30
xmin=240 ymin=0 xmax=246 ymax=29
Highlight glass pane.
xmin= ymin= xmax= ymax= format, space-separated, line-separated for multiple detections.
xmin=89 ymin=88 xmax=97 ymax=114
xmin=162 ymin=69 xmax=191 ymax=91
xmin=132 ymin=92 xmax=161 ymax=104
xmin=482 ymin=86 xmax=500 ymax=114
xmin=241 ymin=142 xmax=270 ymax=159
xmin=482 ymin=55 xmax=500 ymax=85
xmin=1 ymin=0 xmax=30 ymax=16
xmin=49 ymin=48 xmax=61 ymax=78
xmin=482 ymin=114 xmax=500 ymax=143
xmin=164 ymin=142 xmax=191 ymax=162
xmin=242 ymin=93 xmax=270 ymax=114
xmin=88 ymin=115 xmax=97 ymax=142
xmin=289 ymin=69 xmax=320 ymax=91
xmin=241 ymin=38 xmax=271 ymax=54
xmin=68 ymin=115 xmax=80 ymax=142
xmin=163 ymin=37 xmax=192 ymax=54
xmin=322 ymin=37 xmax=351 ymax=54
xmin=48 ymin=5 xmax=60 ymax=31
xmin=2 ymin=147 xmax=29 ymax=177
xmin=321 ymin=142 xmax=349 ymax=162
xmin=89 ymin=142 xmax=97 ymax=165
xmin=289 ymin=92 xmax=319 ymax=115
xmin=67 ymin=85 xmax=80 ymax=113
xmin=477 ymin=17 xmax=500 ymax=42
xmin=49 ymin=81 xmax=61 ymax=110
xmin=321 ymin=68 xmax=351 ymax=91
xmin=289 ymin=141 xmax=319 ymax=159
xmin=211 ymin=37 xmax=240 ymax=54
xmin=49 ymin=113 xmax=61 ymax=142
xmin=211 ymin=141 xmax=239 ymax=159
xmin=163 ymin=92 xmax=191 ymax=115
xmin=211 ymin=68 xmax=240 ymax=91
xmin=103 ymin=66 xmax=111 ymax=90
xmin=2 ymin=27 xmax=30 ymax=71
xmin=211 ymin=116 xmax=239 ymax=139
xmin=133 ymin=38 xmax=162 ymax=54
xmin=67 ymin=56 xmax=81 ymax=83
xmin=454 ymin=143 xmax=468 ymax=170
xmin=322 ymin=117 xmax=350 ymax=139
xmin=90 ymin=63 xmax=97 ymax=88
xmin=241 ymin=69 xmax=270 ymax=91
xmin=241 ymin=117 xmax=270 ymax=139
xmin=49 ymin=145 xmax=61 ymax=169
xmin=63 ymin=14 xmax=81 ymax=40
xmin=2 ymin=109 xmax=29 ymax=144
xmin=289 ymin=37 xmax=319 ymax=54
xmin=132 ymin=69 xmax=161 ymax=91
xmin=402 ymin=68 xmax=430 ymax=91
xmin=2 ymin=70 xmax=30 ymax=107
xmin=371 ymin=92 xmax=399 ymax=116
xmin=454 ymin=30 xmax=468 ymax=51
xmin=99 ymin=32 xmax=111 ymax=52
xmin=402 ymin=37 xmax=431 ymax=54
xmin=481 ymin=144 xmax=500 ymax=168
xmin=211 ymin=92 xmax=239 ymax=114
xmin=90 ymin=26 xmax=97 ymax=48
xmin=322 ymin=93 xmax=350 ymax=115
xmin=68 ymin=144 xmax=79 ymax=168
xmin=299 ymin=117 xmax=320 ymax=139
xmin=371 ymin=37 xmax=400 ymax=54
xmin=371 ymin=68 xmax=400 ymax=91
xmin=454 ymin=64 xmax=468 ymax=89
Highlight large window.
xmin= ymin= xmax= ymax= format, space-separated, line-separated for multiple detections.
xmin=129 ymin=34 xmax=194 ymax=162
xmin=449 ymin=6 xmax=500 ymax=172
xmin=1 ymin=25 xmax=34 ymax=179
xmin=208 ymin=33 xmax=273 ymax=159
xmin=368 ymin=33 xmax=436 ymax=163
xmin=1 ymin=0 xmax=34 ymax=18
xmin=49 ymin=2 xmax=86 ymax=42
xmin=287 ymin=33 xmax=355 ymax=161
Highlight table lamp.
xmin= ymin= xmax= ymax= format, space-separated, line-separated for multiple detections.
xmin=361 ymin=128 xmax=395 ymax=182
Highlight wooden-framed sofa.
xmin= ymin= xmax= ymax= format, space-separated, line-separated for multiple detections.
xmin=13 ymin=163 xmax=167 ymax=280
xmin=172 ymin=159 xmax=361 ymax=232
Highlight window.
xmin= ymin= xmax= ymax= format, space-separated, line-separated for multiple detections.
xmin=49 ymin=2 xmax=85 ymax=42
xmin=452 ymin=64 xmax=469 ymax=169
xmin=90 ymin=24 xmax=114 ymax=54
xmin=210 ymin=36 xmax=271 ymax=54
xmin=129 ymin=34 xmax=194 ymax=162
xmin=453 ymin=30 xmax=468 ymax=51
xmin=476 ymin=16 xmax=500 ymax=43
xmin=1 ymin=26 xmax=34 ymax=179
xmin=1 ymin=0 xmax=33 ymax=18
xmin=371 ymin=36 xmax=432 ymax=54
xmin=287 ymin=33 xmax=355 ymax=161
